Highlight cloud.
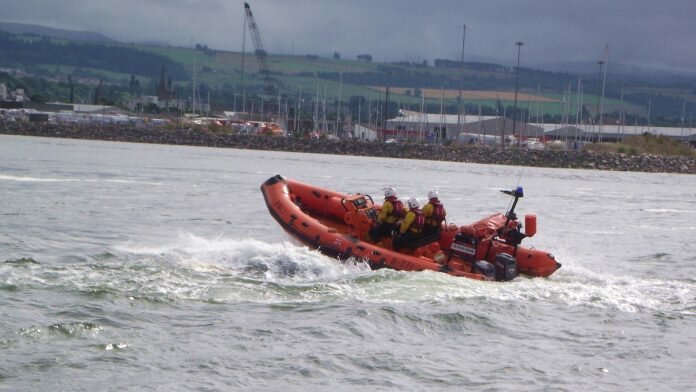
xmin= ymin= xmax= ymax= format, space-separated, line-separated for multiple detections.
xmin=2 ymin=0 xmax=695 ymax=70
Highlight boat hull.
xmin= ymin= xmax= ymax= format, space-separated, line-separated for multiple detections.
xmin=261 ymin=175 xmax=560 ymax=281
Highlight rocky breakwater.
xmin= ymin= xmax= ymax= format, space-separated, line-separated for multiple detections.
xmin=2 ymin=122 xmax=695 ymax=174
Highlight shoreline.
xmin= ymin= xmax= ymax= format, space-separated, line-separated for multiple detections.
xmin=2 ymin=123 xmax=695 ymax=174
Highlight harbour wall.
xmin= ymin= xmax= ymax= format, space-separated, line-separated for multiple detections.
xmin=2 ymin=123 xmax=695 ymax=174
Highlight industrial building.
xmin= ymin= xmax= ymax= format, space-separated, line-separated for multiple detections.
xmin=384 ymin=110 xmax=543 ymax=144
xmin=383 ymin=110 xmax=695 ymax=147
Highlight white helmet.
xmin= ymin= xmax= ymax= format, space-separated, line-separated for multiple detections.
xmin=428 ymin=190 xmax=439 ymax=199
xmin=384 ymin=187 xmax=397 ymax=198
xmin=407 ymin=197 xmax=420 ymax=209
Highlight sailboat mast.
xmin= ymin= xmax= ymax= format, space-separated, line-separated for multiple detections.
xmin=598 ymin=44 xmax=609 ymax=142
xmin=457 ymin=24 xmax=467 ymax=137
xmin=357 ymin=96 xmax=362 ymax=138
xmin=337 ymin=72 xmax=343 ymax=138
xmin=314 ymin=79 xmax=319 ymax=133
xmin=439 ymin=84 xmax=444 ymax=144
xmin=619 ymin=86 xmax=625 ymax=140
xmin=241 ymin=12 xmax=247 ymax=121
xmin=192 ymin=58 xmax=197 ymax=116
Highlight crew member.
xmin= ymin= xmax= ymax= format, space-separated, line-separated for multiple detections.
xmin=368 ymin=187 xmax=405 ymax=242
xmin=422 ymin=190 xmax=446 ymax=235
xmin=393 ymin=198 xmax=425 ymax=250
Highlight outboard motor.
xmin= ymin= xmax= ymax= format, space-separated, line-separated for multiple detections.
xmin=473 ymin=260 xmax=495 ymax=280
xmin=495 ymin=253 xmax=518 ymax=281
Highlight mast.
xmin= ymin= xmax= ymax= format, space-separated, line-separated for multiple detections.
xmin=681 ymin=99 xmax=686 ymax=142
xmin=619 ymin=86 xmax=625 ymax=140
xmin=439 ymin=84 xmax=444 ymax=144
xmin=456 ymin=25 xmax=467 ymax=138
xmin=192 ymin=58 xmax=197 ymax=116
xmin=276 ymin=87 xmax=282 ymax=123
xmin=241 ymin=11 xmax=247 ymax=120
xmin=598 ymin=44 xmax=609 ymax=142
xmin=384 ymin=84 xmax=390 ymax=141
xmin=357 ymin=96 xmax=361 ymax=139
xmin=323 ymin=84 xmax=328 ymax=133
xmin=576 ymin=77 xmax=582 ymax=126
xmin=295 ymin=87 xmax=301 ymax=136
xmin=511 ymin=41 xmax=524 ymax=147
xmin=337 ymin=72 xmax=343 ymax=138
xmin=576 ymin=77 xmax=583 ymax=145
xmin=314 ymin=77 xmax=319 ymax=133
xmin=419 ymin=91 xmax=425 ymax=142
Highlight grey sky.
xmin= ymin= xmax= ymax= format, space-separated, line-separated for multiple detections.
xmin=3 ymin=0 xmax=694 ymax=71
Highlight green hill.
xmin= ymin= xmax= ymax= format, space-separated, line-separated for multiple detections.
xmin=1 ymin=29 xmax=694 ymax=124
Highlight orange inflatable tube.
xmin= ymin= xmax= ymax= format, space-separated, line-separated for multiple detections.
xmin=260 ymin=175 xmax=560 ymax=281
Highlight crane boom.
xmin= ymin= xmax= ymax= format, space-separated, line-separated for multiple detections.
xmin=244 ymin=2 xmax=272 ymax=89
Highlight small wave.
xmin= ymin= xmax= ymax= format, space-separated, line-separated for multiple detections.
xmin=643 ymin=208 xmax=696 ymax=214
xmin=48 ymin=321 xmax=102 ymax=336
xmin=0 ymin=174 xmax=161 ymax=185
xmin=18 ymin=321 xmax=102 ymax=339
xmin=101 ymin=342 xmax=131 ymax=351
xmin=0 ymin=174 xmax=72 ymax=183
xmin=4 ymin=257 xmax=40 ymax=265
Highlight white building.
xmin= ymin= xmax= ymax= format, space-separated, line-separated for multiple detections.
xmin=385 ymin=110 xmax=543 ymax=143
xmin=0 ymin=83 xmax=7 ymax=100
xmin=351 ymin=123 xmax=379 ymax=141
xmin=540 ymin=123 xmax=695 ymax=144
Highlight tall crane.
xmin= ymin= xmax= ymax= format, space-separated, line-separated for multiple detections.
xmin=243 ymin=2 xmax=274 ymax=91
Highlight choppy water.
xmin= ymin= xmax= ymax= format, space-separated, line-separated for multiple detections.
xmin=1 ymin=135 xmax=695 ymax=391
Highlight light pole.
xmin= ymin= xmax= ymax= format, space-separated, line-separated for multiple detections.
xmin=511 ymin=41 xmax=524 ymax=148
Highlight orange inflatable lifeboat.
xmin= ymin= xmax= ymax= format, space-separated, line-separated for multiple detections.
xmin=260 ymin=175 xmax=561 ymax=281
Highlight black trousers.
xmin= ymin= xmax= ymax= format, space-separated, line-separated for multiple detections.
xmin=369 ymin=223 xmax=397 ymax=242
xmin=393 ymin=231 xmax=422 ymax=251
xmin=423 ymin=225 xmax=441 ymax=236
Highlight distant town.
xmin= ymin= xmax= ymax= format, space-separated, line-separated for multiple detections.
xmin=0 ymin=16 xmax=694 ymax=151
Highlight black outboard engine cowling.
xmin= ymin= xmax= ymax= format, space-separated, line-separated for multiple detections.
xmin=473 ymin=260 xmax=495 ymax=280
xmin=495 ymin=253 xmax=518 ymax=281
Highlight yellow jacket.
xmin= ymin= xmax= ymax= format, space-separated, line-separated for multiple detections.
xmin=399 ymin=210 xmax=424 ymax=234
xmin=377 ymin=199 xmax=406 ymax=224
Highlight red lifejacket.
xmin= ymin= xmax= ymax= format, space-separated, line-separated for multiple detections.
xmin=430 ymin=199 xmax=445 ymax=222
xmin=390 ymin=197 xmax=404 ymax=218
xmin=409 ymin=208 xmax=425 ymax=233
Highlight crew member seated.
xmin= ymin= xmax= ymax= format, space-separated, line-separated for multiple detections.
xmin=368 ymin=187 xmax=405 ymax=243
xmin=393 ymin=197 xmax=425 ymax=251
xmin=422 ymin=190 xmax=446 ymax=235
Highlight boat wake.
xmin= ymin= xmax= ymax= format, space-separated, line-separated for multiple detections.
xmin=113 ymin=234 xmax=373 ymax=281
xmin=2 ymin=235 xmax=693 ymax=315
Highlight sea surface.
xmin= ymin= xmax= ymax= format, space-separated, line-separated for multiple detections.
xmin=1 ymin=134 xmax=694 ymax=391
